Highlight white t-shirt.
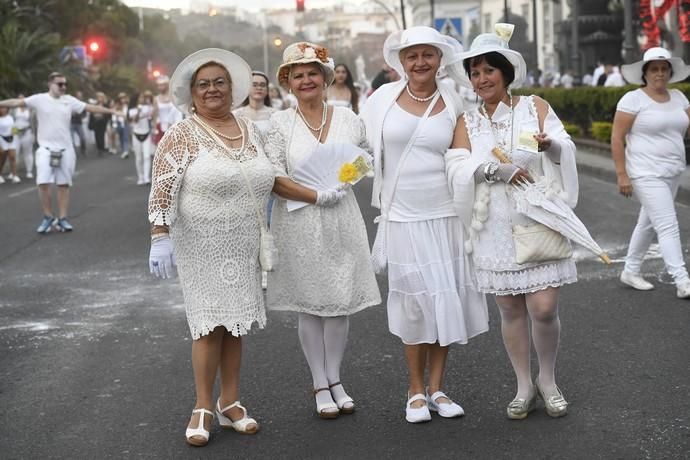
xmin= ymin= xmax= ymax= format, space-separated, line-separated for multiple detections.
xmin=12 ymin=107 xmax=32 ymax=130
xmin=0 ymin=114 xmax=14 ymax=137
xmin=381 ymin=103 xmax=456 ymax=221
xmin=155 ymin=97 xmax=182 ymax=131
xmin=616 ymin=88 xmax=689 ymax=178
xmin=128 ymin=104 xmax=153 ymax=134
xmin=24 ymin=93 xmax=86 ymax=150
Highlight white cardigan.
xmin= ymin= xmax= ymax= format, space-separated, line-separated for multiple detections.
xmin=359 ymin=79 xmax=464 ymax=209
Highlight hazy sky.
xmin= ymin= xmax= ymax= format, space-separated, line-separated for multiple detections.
xmin=122 ymin=0 xmax=363 ymax=12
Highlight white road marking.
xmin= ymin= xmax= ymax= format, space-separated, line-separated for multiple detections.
xmin=7 ymin=170 xmax=83 ymax=198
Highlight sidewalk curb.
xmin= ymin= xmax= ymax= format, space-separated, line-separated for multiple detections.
xmin=575 ymin=141 xmax=690 ymax=206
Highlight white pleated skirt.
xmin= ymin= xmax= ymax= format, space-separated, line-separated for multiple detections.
xmin=386 ymin=217 xmax=489 ymax=346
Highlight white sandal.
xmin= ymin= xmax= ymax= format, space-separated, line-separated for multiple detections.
xmin=185 ymin=408 xmax=214 ymax=446
xmin=215 ymin=399 xmax=259 ymax=434
xmin=427 ymin=390 xmax=465 ymax=418
xmin=329 ymin=382 xmax=355 ymax=414
xmin=406 ymin=393 xmax=431 ymax=423
xmin=314 ymin=387 xmax=339 ymax=419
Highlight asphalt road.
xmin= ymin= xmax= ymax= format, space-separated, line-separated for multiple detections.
xmin=1 ymin=150 xmax=689 ymax=459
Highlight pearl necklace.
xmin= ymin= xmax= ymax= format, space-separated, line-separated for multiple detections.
xmin=405 ymin=84 xmax=439 ymax=102
xmin=193 ymin=114 xmax=242 ymax=141
xmin=296 ymin=101 xmax=328 ymax=131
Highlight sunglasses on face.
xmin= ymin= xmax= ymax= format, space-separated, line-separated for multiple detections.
xmin=55 ymin=82 xmax=67 ymax=88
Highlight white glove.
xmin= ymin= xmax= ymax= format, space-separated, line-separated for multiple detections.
xmin=315 ymin=188 xmax=347 ymax=207
xmin=149 ymin=235 xmax=176 ymax=279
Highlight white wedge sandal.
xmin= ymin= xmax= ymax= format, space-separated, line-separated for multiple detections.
xmin=185 ymin=408 xmax=214 ymax=447
xmin=215 ymin=399 xmax=259 ymax=434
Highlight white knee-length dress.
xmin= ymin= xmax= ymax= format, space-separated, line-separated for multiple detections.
xmin=148 ymin=118 xmax=275 ymax=339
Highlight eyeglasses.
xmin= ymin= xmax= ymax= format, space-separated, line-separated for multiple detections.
xmin=194 ymin=78 xmax=228 ymax=91
xmin=252 ymin=82 xmax=267 ymax=88
xmin=55 ymin=82 xmax=67 ymax=88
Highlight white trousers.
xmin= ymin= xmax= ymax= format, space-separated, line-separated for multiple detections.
xmin=624 ymin=175 xmax=689 ymax=284
xmin=132 ymin=134 xmax=153 ymax=183
xmin=17 ymin=130 xmax=34 ymax=175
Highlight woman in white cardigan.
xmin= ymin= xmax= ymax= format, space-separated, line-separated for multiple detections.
xmin=361 ymin=26 xmax=489 ymax=424
xmin=445 ymin=25 xmax=578 ymax=420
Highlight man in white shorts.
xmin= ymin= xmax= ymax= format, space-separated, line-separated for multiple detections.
xmin=0 ymin=72 xmax=116 ymax=233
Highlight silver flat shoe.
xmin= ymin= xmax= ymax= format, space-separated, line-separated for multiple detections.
xmin=536 ymin=383 xmax=568 ymax=418
xmin=506 ymin=386 xmax=537 ymax=420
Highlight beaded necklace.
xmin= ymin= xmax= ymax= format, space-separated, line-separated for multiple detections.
xmin=193 ymin=114 xmax=243 ymax=141
xmin=405 ymin=84 xmax=439 ymax=102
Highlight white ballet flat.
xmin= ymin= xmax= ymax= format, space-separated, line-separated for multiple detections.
xmin=427 ymin=390 xmax=465 ymax=418
xmin=406 ymin=393 xmax=431 ymax=423
xmin=185 ymin=408 xmax=214 ymax=446
xmin=215 ymin=399 xmax=259 ymax=434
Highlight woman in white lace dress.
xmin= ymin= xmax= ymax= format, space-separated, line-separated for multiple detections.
xmin=446 ymin=25 xmax=578 ymax=420
xmin=148 ymin=49 xmax=274 ymax=446
xmin=361 ymin=26 xmax=489 ymax=424
xmin=265 ymin=42 xmax=381 ymax=418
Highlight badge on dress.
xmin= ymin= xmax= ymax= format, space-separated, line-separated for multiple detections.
xmin=517 ymin=131 xmax=539 ymax=153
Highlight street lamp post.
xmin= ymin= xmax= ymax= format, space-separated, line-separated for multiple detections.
xmin=623 ymin=0 xmax=636 ymax=64
xmin=400 ymin=0 xmax=407 ymax=29
xmin=570 ymin=0 xmax=580 ymax=81
xmin=262 ymin=14 xmax=269 ymax=75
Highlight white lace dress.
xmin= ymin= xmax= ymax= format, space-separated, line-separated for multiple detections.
xmin=464 ymin=97 xmax=577 ymax=295
xmin=264 ymin=107 xmax=381 ymax=316
xmin=148 ymin=118 xmax=275 ymax=339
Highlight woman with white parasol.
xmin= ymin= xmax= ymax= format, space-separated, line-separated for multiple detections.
xmin=445 ymin=24 xmax=578 ymax=419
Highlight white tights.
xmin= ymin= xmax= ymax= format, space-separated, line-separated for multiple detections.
xmin=495 ymin=287 xmax=561 ymax=399
xmin=298 ymin=313 xmax=349 ymax=405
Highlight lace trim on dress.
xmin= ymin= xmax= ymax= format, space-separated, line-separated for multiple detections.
xmin=190 ymin=316 xmax=267 ymax=340
xmin=475 ymin=260 xmax=577 ymax=295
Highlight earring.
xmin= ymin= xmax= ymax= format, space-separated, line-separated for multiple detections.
xmin=190 ymin=105 xmax=196 ymax=113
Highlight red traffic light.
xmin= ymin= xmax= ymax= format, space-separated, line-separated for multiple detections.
xmin=88 ymin=41 xmax=100 ymax=52
xmin=86 ymin=38 xmax=103 ymax=55
xmin=296 ymin=0 xmax=305 ymax=12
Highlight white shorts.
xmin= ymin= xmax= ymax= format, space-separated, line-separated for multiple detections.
xmin=36 ymin=146 xmax=76 ymax=186
xmin=0 ymin=134 xmax=17 ymax=151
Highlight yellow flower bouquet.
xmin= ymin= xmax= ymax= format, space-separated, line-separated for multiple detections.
xmin=338 ymin=155 xmax=372 ymax=184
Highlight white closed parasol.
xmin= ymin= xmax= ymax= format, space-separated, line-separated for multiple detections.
xmin=492 ymin=148 xmax=611 ymax=264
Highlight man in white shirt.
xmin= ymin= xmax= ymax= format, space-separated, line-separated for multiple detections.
xmin=604 ymin=66 xmax=626 ymax=87
xmin=0 ymin=72 xmax=116 ymax=233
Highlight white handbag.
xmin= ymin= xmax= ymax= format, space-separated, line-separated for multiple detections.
xmin=371 ymin=93 xmax=441 ymax=274
xmin=512 ymin=222 xmax=572 ymax=265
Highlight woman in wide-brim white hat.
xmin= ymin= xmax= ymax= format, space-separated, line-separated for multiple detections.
xmin=445 ymin=23 xmax=579 ymax=420
xmin=265 ymin=41 xmax=381 ymax=419
xmin=148 ymin=48 xmax=276 ymax=446
xmin=612 ymin=47 xmax=690 ymax=299
xmin=361 ymin=26 xmax=489 ymax=424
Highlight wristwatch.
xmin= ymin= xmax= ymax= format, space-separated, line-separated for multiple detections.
xmin=483 ymin=162 xmax=499 ymax=183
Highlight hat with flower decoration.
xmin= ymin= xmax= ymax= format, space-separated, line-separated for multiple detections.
xmin=447 ymin=23 xmax=527 ymax=88
xmin=276 ymin=42 xmax=335 ymax=88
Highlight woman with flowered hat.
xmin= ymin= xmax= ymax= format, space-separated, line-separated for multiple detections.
xmin=264 ymin=41 xmax=381 ymax=419
xmin=445 ymin=24 xmax=578 ymax=420
xmin=360 ymin=26 xmax=489 ymax=424
xmin=147 ymin=48 xmax=275 ymax=446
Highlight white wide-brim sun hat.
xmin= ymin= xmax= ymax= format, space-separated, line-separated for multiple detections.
xmin=170 ymin=48 xmax=252 ymax=114
xmin=276 ymin=42 xmax=335 ymax=88
xmin=447 ymin=23 xmax=527 ymax=89
xmin=383 ymin=26 xmax=463 ymax=78
xmin=621 ymin=47 xmax=690 ymax=85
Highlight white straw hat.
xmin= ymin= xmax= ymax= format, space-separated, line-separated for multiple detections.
xmin=383 ymin=26 xmax=462 ymax=78
xmin=447 ymin=23 xmax=527 ymax=89
xmin=169 ymin=48 xmax=252 ymax=114
xmin=276 ymin=42 xmax=335 ymax=88
xmin=621 ymin=47 xmax=690 ymax=85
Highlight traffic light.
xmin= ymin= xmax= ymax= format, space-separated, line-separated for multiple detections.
xmin=296 ymin=0 xmax=304 ymax=12
xmin=85 ymin=38 xmax=104 ymax=57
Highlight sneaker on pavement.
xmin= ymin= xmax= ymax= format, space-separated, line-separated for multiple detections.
xmin=26 ymin=172 xmax=33 ymax=179
xmin=121 ymin=151 xmax=129 ymax=159
xmin=677 ymin=280 xmax=690 ymax=299
xmin=53 ymin=217 xmax=74 ymax=232
xmin=0 ymin=176 xmax=5 ymax=184
xmin=10 ymin=174 xmax=21 ymax=184
xmin=620 ymin=270 xmax=654 ymax=291
xmin=36 ymin=215 xmax=54 ymax=233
